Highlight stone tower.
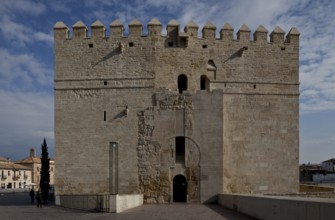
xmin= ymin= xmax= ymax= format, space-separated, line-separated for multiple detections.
xmin=54 ymin=18 xmax=300 ymax=211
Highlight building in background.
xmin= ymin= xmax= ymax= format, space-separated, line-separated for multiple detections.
xmin=15 ymin=148 xmax=55 ymax=189
xmin=321 ymin=159 xmax=335 ymax=172
xmin=0 ymin=157 xmax=33 ymax=190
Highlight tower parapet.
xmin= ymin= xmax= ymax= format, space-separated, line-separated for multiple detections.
xmin=54 ymin=21 xmax=69 ymax=39
xmin=129 ymin=19 xmax=143 ymax=37
xmin=202 ymin=22 xmax=216 ymax=39
xmin=110 ymin=19 xmax=124 ymax=38
xmin=53 ymin=19 xmax=299 ymax=47
xmin=253 ymin=25 xmax=268 ymax=43
xmin=220 ymin=23 xmax=234 ymax=41
xmin=270 ymin=26 xmax=285 ymax=44
xmin=237 ymin=24 xmax=251 ymax=42
xmin=147 ymin=18 xmax=162 ymax=37
xmin=167 ymin=19 xmax=179 ymax=47
xmin=72 ymin=20 xmax=87 ymax=39
xmin=184 ymin=21 xmax=198 ymax=37
xmin=91 ymin=20 xmax=105 ymax=38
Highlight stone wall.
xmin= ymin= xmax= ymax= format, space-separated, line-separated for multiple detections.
xmin=54 ymin=19 xmax=300 ymax=206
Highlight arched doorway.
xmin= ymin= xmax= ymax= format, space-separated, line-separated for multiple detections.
xmin=173 ymin=175 xmax=187 ymax=202
xmin=178 ymin=74 xmax=188 ymax=94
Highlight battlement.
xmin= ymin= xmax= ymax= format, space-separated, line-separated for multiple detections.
xmin=54 ymin=19 xmax=299 ymax=45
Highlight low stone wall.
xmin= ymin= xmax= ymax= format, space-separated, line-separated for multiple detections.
xmin=56 ymin=194 xmax=143 ymax=213
xmin=218 ymin=193 xmax=335 ymax=220
xmin=109 ymin=194 xmax=143 ymax=213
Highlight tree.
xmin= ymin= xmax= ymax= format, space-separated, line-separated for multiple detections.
xmin=40 ymin=138 xmax=50 ymax=204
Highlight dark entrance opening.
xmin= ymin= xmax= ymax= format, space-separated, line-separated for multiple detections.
xmin=178 ymin=74 xmax=188 ymax=94
xmin=200 ymin=75 xmax=209 ymax=90
xmin=175 ymin=136 xmax=185 ymax=164
xmin=173 ymin=175 xmax=187 ymax=202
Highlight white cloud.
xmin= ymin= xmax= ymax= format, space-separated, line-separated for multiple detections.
xmin=0 ymin=15 xmax=53 ymax=47
xmin=47 ymin=0 xmax=72 ymax=13
xmin=34 ymin=31 xmax=54 ymax=45
xmin=0 ymin=0 xmax=46 ymax=16
xmin=0 ymin=49 xmax=53 ymax=91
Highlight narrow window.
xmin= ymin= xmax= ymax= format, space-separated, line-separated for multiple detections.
xmin=104 ymin=81 xmax=107 ymax=86
xmin=175 ymin=136 xmax=185 ymax=164
xmin=178 ymin=74 xmax=188 ymax=94
xmin=200 ymin=75 xmax=209 ymax=90
xmin=104 ymin=111 xmax=106 ymax=121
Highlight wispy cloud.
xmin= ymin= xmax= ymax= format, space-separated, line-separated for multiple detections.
xmin=0 ymin=15 xmax=53 ymax=47
xmin=0 ymin=0 xmax=46 ymax=16
xmin=0 ymin=49 xmax=53 ymax=91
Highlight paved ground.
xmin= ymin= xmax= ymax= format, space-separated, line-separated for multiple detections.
xmin=0 ymin=193 xmax=257 ymax=220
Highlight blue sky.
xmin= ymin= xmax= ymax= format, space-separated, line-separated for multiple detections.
xmin=0 ymin=0 xmax=334 ymax=163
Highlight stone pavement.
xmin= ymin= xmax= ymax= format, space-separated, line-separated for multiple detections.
xmin=0 ymin=193 xmax=257 ymax=220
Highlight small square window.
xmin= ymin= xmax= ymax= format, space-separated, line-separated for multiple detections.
xmin=129 ymin=42 xmax=134 ymax=47
xmin=88 ymin=43 xmax=94 ymax=48
xmin=168 ymin=42 xmax=173 ymax=47
xmin=202 ymin=44 xmax=208 ymax=48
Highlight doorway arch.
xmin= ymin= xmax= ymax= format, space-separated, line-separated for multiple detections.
xmin=173 ymin=175 xmax=187 ymax=202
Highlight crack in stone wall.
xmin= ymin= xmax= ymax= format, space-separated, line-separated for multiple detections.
xmin=137 ymin=92 xmax=200 ymax=203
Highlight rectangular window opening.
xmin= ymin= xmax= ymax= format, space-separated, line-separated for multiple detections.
xmin=104 ymin=111 xmax=106 ymax=121
xmin=202 ymin=44 xmax=208 ymax=48
xmin=104 ymin=81 xmax=107 ymax=86
xmin=129 ymin=42 xmax=134 ymax=47
xmin=175 ymin=136 xmax=185 ymax=164
xmin=88 ymin=43 xmax=94 ymax=48
xmin=168 ymin=42 xmax=174 ymax=47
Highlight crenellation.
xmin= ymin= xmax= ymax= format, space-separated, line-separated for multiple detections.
xmin=54 ymin=19 xmax=300 ymax=49
xmin=184 ymin=21 xmax=198 ymax=38
xmin=253 ymin=25 xmax=268 ymax=43
xmin=220 ymin=23 xmax=234 ymax=41
xmin=237 ymin=24 xmax=251 ymax=42
xmin=167 ymin=19 xmax=180 ymax=47
xmin=147 ymin=18 xmax=162 ymax=37
xmin=110 ymin=19 xmax=124 ymax=37
xmin=91 ymin=20 xmax=105 ymax=38
xmin=129 ymin=19 xmax=143 ymax=37
xmin=202 ymin=22 xmax=216 ymax=39
xmin=72 ymin=20 xmax=88 ymax=39
xmin=54 ymin=21 xmax=69 ymax=39
xmin=270 ymin=26 xmax=285 ymax=44
xmin=286 ymin=27 xmax=300 ymax=45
